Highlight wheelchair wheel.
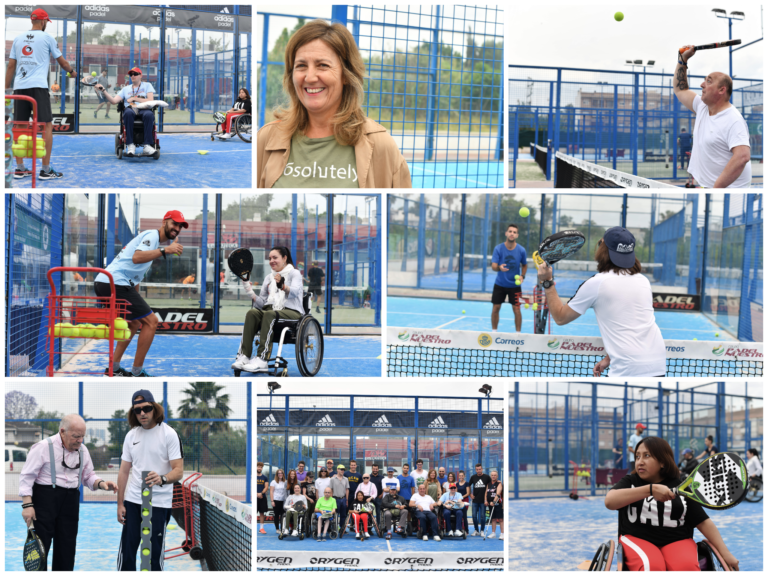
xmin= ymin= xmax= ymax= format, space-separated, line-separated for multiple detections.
xmin=114 ymin=134 xmax=121 ymax=155
xmin=295 ymin=315 xmax=323 ymax=377
xmin=117 ymin=146 xmax=123 ymax=159
xmin=235 ymin=113 xmax=252 ymax=143
xmin=745 ymin=479 xmax=762 ymax=502
xmin=697 ymin=540 xmax=732 ymax=571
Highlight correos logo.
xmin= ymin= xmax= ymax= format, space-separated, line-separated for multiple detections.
xmin=477 ymin=333 xmax=492 ymax=348
xmin=398 ymin=331 xmax=410 ymax=341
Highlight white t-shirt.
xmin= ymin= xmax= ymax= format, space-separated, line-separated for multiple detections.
xmin=315 ymin=477 xmax=332 ymax=498
xmin=95 ymin=229 xmax=159 ymax=287
xmin=410 ymin=469 xmax=428 ymax=487
xmin=688 ymin=95 xmax=752 ymax=188
xmin=270 ymin=480 xmax=287 ymax=502
xmin=747 ymin=455 xmax=763 ymax=477
xmin=285 ymin=494 xmax=307 ymax=509
xmin=567 ymin=272 xmax=666 ymax=377
xmin=409 ymin=493 xmax=435 ymax=511
xmin=382 ymin=477 xmax=401 ymax=493
xmin=121 ymin=422 xmax=183 ymax=508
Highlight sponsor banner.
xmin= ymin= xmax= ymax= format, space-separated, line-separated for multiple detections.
xmin=257 ymin=410 xmax=285 ymax=428
xmin=352 ymin=426 xmax=412 ymax=437
xmin=239 ymin=15 xmax=251 ymax=33
xmin=257 ymin=552 xmax=504 ymax=570
xmin=665 ymin=340 xmax=763 ymax=362
xmin=293 ymin=426 xmax=351 ymax=437
xmin=6 ymin=5 xmax=77 ymax=18
xmin=418 ymin=411 xmax=477 ymax=430
xmin=417 ymin=428 xmax=480 ymax=438
xmin=652 ymin=293 xmax=700 ymax=311
xmin=365 ymin=450 xmax=386 ymax=459
xmin=482 ymin=414 xmax=504 ymax=431
xmin=291 ymin=409 xmax=350 ymax=428
xmin=81 ymin=5 xmax=162 ymax=24
xmin=556 ymin=151 xmax=678 ymax=189
xmin=154 ymin=308 xmax=213 ymax=333
xmin=353 ymin=410 xmax=410 ymax=428
xmin=193 ymin=484 xmax=251 ymax=529
xmin=166 ymin=8 xmax=235 ymax=31
xmin=51 ymin=115 xmax=74 ymax=133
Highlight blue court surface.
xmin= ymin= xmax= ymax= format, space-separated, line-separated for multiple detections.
xmin=409 ymin=161 xmax=503 ymax=188
xmin=11 ymin=134 xmax=251 ymax=189
xmin=56 ymin=335 xmax=381 ymax=377
xmin=5 ymin=502 xmax=200 ymax=571
xmin=508 ymin=496 xmax=763 ymax=571
xmin=388 ymin=296 xmax=737 ymax=343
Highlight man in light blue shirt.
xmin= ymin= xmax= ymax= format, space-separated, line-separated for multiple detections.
xmin=93 ymin=210 xmax=188 ymax=377
xmin=5 ymin=8 xmax=77 ymax=180
xmin=627 ymin=423 xmax=646 ymax=473
xmin=491 ymin=224 xmax=528 ymax=332
xmin=95 ymin=67 xmax=156 ymax=156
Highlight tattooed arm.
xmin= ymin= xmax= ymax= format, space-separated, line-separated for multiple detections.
xmin=674 ymin=46 xmax=696 ymax=112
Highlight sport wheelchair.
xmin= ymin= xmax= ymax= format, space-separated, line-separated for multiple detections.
xmin=745 ymin=476 xmax=762 ymax=503
xmin=341 ymin=503 xmax=383 ymax=541
xmin=437 ymin=501 xmax=468 ymax=539
xmin=311 ymin=510 xmax=340 ymax=541
xmin=587 ymin=537 xmax=733 ymax=571
xmin=211 ymin=111 xmax=252 ymax=144
xmin=115 ymin=101 xmax=161 ymax=160
xmin=234 ymin=292 xmax=324 ymax=377
xmin=278 ymin=502 xmax=307 ymax=541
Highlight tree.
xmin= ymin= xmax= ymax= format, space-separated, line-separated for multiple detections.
xmin=177 ymin=383 xmax=232 ymax=470
xmin=36 ymin=409 xmax=64 ymax=436
xmin=108 ymin=409 xmax=130 ymax=445
xmin=5 ymin=391 xmax=38 ymax=420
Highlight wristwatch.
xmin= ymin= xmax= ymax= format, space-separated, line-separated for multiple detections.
xmin=542 ymin=279 xmax=555 ymax=289
xmin=160 ymin=247 xmax=166 ymax=259
xmin=161 ymin=475 xmax=168 ymax=486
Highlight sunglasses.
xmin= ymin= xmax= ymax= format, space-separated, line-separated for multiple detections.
xmin=133 ymin=405 xmax=154 ymax=415
xmin=363 ymin=477 xmax=370 ymax=480
xmin=129 ymin=72 xmax=141 ymax=76
xmin=450 ymin=487 xmax=457 ymax=489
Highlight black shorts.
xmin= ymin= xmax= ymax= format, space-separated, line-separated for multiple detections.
xmin=490 ymin=504 xmax=503 ymax=520
xmin=13 ymin=88 xmax=53 ymax=123
xmin=257 ymin=496 xmax=269 ymax=513
xmin=492 ymin=284 xmax=522 ymax=305
xmin=308 ymin=286 xmax=323 ymax=297
xmin=94 ymin=282 xmax=153 ymax=321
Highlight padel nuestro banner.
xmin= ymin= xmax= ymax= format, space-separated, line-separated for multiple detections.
xmin=652 ymin=293 xmax=700 ymax=311
xmin=257 ymin=552 xmax=503 ymax=570
xmin=556 ymin=152 xmax=678 ymax=189
xmin=193 ymin=484 xmax=251 ymax=529
xmin=154 ymin=308 xmax=213 ymax=333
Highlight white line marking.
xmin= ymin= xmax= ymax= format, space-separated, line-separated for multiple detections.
xmin=436 ymin=317 xmax=467 ymax=329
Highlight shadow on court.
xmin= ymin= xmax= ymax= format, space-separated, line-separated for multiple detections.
xmin=10 ymin=134 xmax=251 ymax=189
xmin=54 ymin=334 xmax=381 ymax=377
xmin=5 ymin=502 xmax=200 ymax=571
xmin=508 ymin=496 xmax=763 ymax=571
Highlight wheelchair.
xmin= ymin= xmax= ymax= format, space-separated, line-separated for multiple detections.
xmin=114 ymin=101 xmax=161 ymax=160
xmin=382 ymin=506 xmax=413 ymax=538
xmin=211 ymin=112 xmax=252 ymax=144
xmin=413 ymin=508 xmax=442 ymax=540
xmin=234 ymin=291 xmax=324 ymax=377
xmin=278 ymin=504 xmax=306 ymax=541
xmin=341 ymin=504 xmax=382 ymax=540
xmin=587 ymin=537 xmax=732 ymax=571
xmin=745 ymin=475 xmax=763 ymax=503
xmin=311 ymin=510 xmax=340 ymax=541
xmin=437 ymin=502 xmax=468 ymax=539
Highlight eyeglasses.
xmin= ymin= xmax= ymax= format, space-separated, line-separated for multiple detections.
xmin=133 ymin=405 xmax=154 ymax=415
xmin=62 ymin=449 xmax=82 ymax=470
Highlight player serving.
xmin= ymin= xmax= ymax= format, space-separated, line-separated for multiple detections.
xmin=674 ymin=46 xmax=751 ymax=188
xmin=491 ymin=224 xmax=527 ymax=332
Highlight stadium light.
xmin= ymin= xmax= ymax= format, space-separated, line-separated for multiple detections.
xmin=713 ymin=8 xmax=747 ymax=82
xmin=267 ymin=381 xmax=281 ymax=392
xmin=478 ymin=384 xmax=492 ymax=397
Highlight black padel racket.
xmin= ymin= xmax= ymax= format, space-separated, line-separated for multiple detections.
xmin=532 ymin=230 xmax=586 ymax=267
xmin=227 ymin=248 xmax=254 ymax=282
xmin=24 ymin=520 xmax=46 ymax=571
xmin=674 ymin=452 xmax=748 ymax=510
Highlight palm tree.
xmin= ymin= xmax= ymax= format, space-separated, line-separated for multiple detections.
xmin=177 ymin=383 xmax=232 ymax=470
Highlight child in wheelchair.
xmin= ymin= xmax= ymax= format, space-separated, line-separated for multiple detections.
xmin=312 ymin=487 xmax=339 ymax=542
xmin=347 ymin=492 xmax=379 ymax=539
xmin=279 ymin=484 xmax=308 ymax=540
xmin=212 ymin=87 xmax=251 ymax=140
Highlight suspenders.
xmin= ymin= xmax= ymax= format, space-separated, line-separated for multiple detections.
xmin=47 ymin=437 xmax=84 ymax=488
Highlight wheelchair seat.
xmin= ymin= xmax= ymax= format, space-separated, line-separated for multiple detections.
xmin=115 ymin=101 xmax=161 ymax=160
xmin=234 ymin=291 xmax=324 ymax=377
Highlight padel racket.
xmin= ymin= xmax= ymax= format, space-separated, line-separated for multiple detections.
xmin=679 ymin=39 xmax=741 ymax=54
xmin=23 ymin=520 xmax=46 ymax=571
xmin=674 ymin=452 xmax=747 ymax=510
xmin=532 ymin=229 xmax=586 ymax=268
xmin=227 ymin=248 xmax=254 ymax=282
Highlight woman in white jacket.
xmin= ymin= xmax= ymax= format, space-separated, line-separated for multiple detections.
xmin=231 ymin=246 xmax=305 ymax=372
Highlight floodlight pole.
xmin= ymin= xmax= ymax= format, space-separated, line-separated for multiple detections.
xmin=714 ymin=9 xmax=745 ymax=97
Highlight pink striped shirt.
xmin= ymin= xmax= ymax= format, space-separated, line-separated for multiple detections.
xmin=18 ymin=433 xmax=102 ymax=496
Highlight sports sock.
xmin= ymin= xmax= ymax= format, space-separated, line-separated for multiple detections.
xmin=131 ymin=365 xmax=143 ymax=376
xmin=113 ymin=360 xmax=121 ymax=372
xmin=43 ymin=165 xmax=51 ymax=172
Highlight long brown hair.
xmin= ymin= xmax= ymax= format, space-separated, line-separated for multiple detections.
xmin=633 ymin=437 xmax=680 ymax=482
xmin=595 ymin=240 xmax=642 ymax=275
xmin=287 ymin=469 xmax=299 ymax=493
xmin=127 ymin=401 xmax=165 ymax=428
xmin=274 ymin=19 xmax=367 ymax=146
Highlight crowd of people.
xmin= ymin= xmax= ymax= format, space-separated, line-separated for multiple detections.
xmin=256 ymin=458 xmax=504 ymax=542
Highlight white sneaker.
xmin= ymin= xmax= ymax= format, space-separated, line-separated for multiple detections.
xmin=499 ymin=533 xmax=504 ymax=540
xmin=231 ymin=353 xmax=249 ymax=370
xmin=448 ymin=530 xmax=454 ymax=537
xmin=488 ymin=533 xmax=496 ymax=539
xmin=355 ymin=532 xmax=360 ymax=539
xmin=143 ymin=144 xmax=156 ymax=156
xmin=283 ymin=528 xmax=289 ymax=535
xmin=125 ymin=144 xmax=136 ymax=155
xmin=434 ymin=535 xmax=441 ymax=542
xmin=292 ymin=530 xmax=298 ymax=537
xmin=455 ymin=530 xmax=463 ymax=537
xmin=243 ymin=356 xmax=269 ymax=372
xmin=364 ymin=532 xmax=370 ymax=539
xmin=422 ymin=535 xmax=428 ymax=541
xmin=219 ymin=132 xmax=232 ymax=139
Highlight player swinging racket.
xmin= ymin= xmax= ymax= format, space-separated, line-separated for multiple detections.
xmin=491 ymin=224 xmax=527 ymax=332
xmin=605 ymin=437 xmax=739 ymax=571
xmin=674 ymin=45 xmax=751 ymax=188
xmin=94 ymin=210 xmax=188 ymax=377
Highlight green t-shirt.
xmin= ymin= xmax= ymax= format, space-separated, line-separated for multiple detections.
xmin=272 ymin=134 xmax=359 ymax=188
xmin=315 ymin=496 xmax=338 ymax=513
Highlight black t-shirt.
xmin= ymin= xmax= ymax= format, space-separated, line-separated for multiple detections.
xmin=682 ymin=458 xmax=699 ymax=475
xmin=346 ymin=471 xmax=362 ymax=498
xmin=457 ymin=480 xmax=471 ymax=501
xmin=308 ymin=266 xmax=325 ymax=287
xmin=611 ymin=473 xmax=709 ymax=548
xmin=302 ymin=481 xmax=317 ymax=502
xmin=369 ymin=472 xmax=383 ymax=496
xmin=469 ymin=473 xmax=492 ymax=503
xmin=486 ymin=480 xmax=502 ymax=506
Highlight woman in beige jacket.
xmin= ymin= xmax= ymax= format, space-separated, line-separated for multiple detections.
xmin=257 ymin=19 xmax=411 ymax=189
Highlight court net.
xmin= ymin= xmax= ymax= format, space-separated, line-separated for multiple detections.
xmin=554 ymin=152 xmax=679 ymax=188
xmin=387 ymin=327 xmax=763 ymax=377
xmin=193 ymin=483 xmax=251 ymax=571
xmin=530 ymin=142 xmax=549 ymax=176
xmin=257 ymin=552 xmax=503 ymax=571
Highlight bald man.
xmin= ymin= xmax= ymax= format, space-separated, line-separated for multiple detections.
xmin=674 ymin=46 xmax=752 ymax=188
xmin=19 ymin=414 xmax=117 ymax=570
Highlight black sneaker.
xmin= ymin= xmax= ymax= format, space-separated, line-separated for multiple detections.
xmin=93 ymin=111 xmax=97 ymax=119
xmin=131 ymin=368 xmax=154 ymax=377
xmin=39 ymin=167 xmax=63 ymax=180
xmin=104 ymin=366 xmax=132 ymax=377
xmin=14 ymin=167 xmax=32 ymax=179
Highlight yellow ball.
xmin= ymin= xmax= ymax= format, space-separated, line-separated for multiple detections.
xmin=533 ymin=303 xmax=538 ymax=310
xmin=92 ymin=71 xmax=98 ymax=77
xmin=462 ymin=310 xmax=466 ymax=314
xmin=143 ymin=527 xmax=150 ymax=535
xmin=614 ymin=11 xmax=624 ymax=21
xmin=69 ymin=327 xmax=80 ymax=338
xmin=143 ymin=489 xmax=150 ymax=497
xmin=60 ymin=322 xmax=74 ymax=337
xmin=94 ymin=324 xmax=108 ymax=338
xmin=18 ymin=135 xmax=31 ymax=144
xmin=715 ymin=332 xmax=720 ymax=337
xmin=142 ymin=508 xmax=150 ymax=517
xmin=12 ymin=144 xmax=25 ymax=157
xmin=519 ymin=207 xmax=530 ymax=218
xmin=142 ymin=548 xmax=150 ymax=556
xmin=693 ymin=338 xmax=698 ymax=341
xmin=49 ymin=323 xmax=63 ymax=337
xmin=515 ymin=279 xmax=521 ymax=285
xmin=524 ymin=303 xmax=529 ymax=309
xmin=115 ymin=317 xmax=128 ymax=330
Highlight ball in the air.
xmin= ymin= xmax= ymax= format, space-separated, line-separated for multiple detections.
xmin=524 ymin=303 xmax=529 ymax=309
xmin=614 ymin=12 xmax=624 ymax=21
xmin=462 ymin=310 xmax=466 ymax=314
xmin=92 ymin=71 xmax=98 ymax=77
xmin=519 ymin=207 xmax=530 ymax=218
xmin=693 ymin=338 xmax=698 ymax=341
xmin=715 ymin=332 xmax=720 ymax=337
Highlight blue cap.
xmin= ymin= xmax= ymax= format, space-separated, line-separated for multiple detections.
xmin=683 ymin=448 xmax=693 ymax=455
xmin=132 ymin=389 xmax=155 ymax=404
xmin=387 ymin=467 xmax=396 ymax=472
xmin=603 ymin=227 xmax=636 ymax=268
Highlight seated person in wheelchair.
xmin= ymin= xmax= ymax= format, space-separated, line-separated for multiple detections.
xmin=438 ymin=483 xmax=466 ymax=537
xmin=381 ymin=484 xmax=409 ymax=539
xmin=350 ymin=491 xmax=374 ymax=539
xmin=409 ymin=483 xmax=441 ymax=542
xmin=231 ymin=246 xmax=304 ymax=373
xmin=283 ymin=484 xmax=308 ymax=537
xmin=605 ymin=436 xmax=739 ymax=571
xmin=216 ymin=87 xmax=251 ymax=139
xmin=746 ymin=448 xmax=762 ymax=484
xmin=314 ymin=487 xmax=337 ymax=542
xmin=678 ymin=448 xmax=699 ymax=477
xmin=95 ymin=67 xmax=157 ymax=156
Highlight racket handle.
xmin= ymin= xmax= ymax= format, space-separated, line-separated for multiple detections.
xmin=678 ymin=45 xmax=695 ymax=54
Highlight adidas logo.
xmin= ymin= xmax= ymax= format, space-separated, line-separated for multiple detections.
xmin=428 ymin=416 xmax=448 ymax=429
xmin=316 ymin=415 xmax=336 ymax=427
xmin=260 ymin=414 xmax=279 ymax=427
xmin=484 ymin=417 xmax=502 ymax=430
xmin=373 ymin=415 xmax=392 ymax=428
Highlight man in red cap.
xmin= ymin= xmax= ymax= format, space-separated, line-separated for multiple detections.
xmin=93 ymin=211 xmax=188 ymax=377
xmin=627 ymin=423 xmax=647 ymax=473
xmin=95 ymin=66 xmax=156 ymax=156
xmin=5 ymin=8 xmax=77 ymax=180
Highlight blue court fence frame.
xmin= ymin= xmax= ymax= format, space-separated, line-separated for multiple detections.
xmin=509 ymin=382 xmax=763 ymax=499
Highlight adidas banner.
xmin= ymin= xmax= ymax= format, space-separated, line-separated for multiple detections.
xmin=291 ymin=427 xmax=351 ymax=436
xmin=257 ymin=410 xmax=285 ymax=428
xmin=418 ymin=411 xmax=482 ymax=430
xmin=291 ymin=410 xmax=350 ymax=428
xmin=352 ymin=410 xmax=411 ymax=428
xmin=353 ymin=427 xmax=413 ymax=437
xmin=481 ymin=415 xmax=504 ymax=437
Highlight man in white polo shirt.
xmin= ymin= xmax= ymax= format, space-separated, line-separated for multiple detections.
xmin=673 ymin=45 xmax=752 ymax=188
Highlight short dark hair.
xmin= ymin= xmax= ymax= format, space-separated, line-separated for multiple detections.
xmin=349 ymin=459 xmax=356 ymax=464
xmin=475 ymin=463 xmax=482 ymax=468
xmin=372 ymin=463 xmax=379 ymax=468
xmin=298 ymin=460 xmax=305 ymax=466
xmin=507 ymin=224 xmax=519 ymax=231
xmin=706 ymin=435 xmax=714 ymax=442
xmin=633 ymin=437 xmax=680 ymax=482
xmin=595 ymin=240 xmax=642 ymax=275
xmin=681 ymin=128 xmax=686 ymax=132
xmin=416 ymin=459 xmax=423 ymax=464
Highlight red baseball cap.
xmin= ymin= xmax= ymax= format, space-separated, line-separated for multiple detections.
xmin=31 ymin=9 xmax=51 ymax=21
xmin=635 ymin=423 xmax=646 ymax=430
xmin=163 ymin=210 xmax=189 ymax=229
xmin=129 ymin=67 xmax=143 ymax=75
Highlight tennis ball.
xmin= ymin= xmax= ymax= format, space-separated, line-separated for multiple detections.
xmin=715 ymin=332 xmax=720 ymax=337
xmin=198 ymin=150 xmax=208 ymax=155
xmin=66 ymin=72 xmax=71 ymax=77
xmin=142 ymin=548 xmax=150 ymax=556
xmin=614 ymin=11 xmax=624 ymax=21
xmin=143 ymin=489 xmax=150 ymax=497
xmin=79 ymin=324 xmax=94 ymax=338
xmin=115 ymin=317 xmax=128 ymax=330
xmin=92 ymin=71 xmax=98 ymax=77
xmin=533 ymin=303 xmax=538 ymax=311
xmin=462 ymin=310 xmax=466 ymax=314
xmin=69 ymin=327 xmax=80 ymax=338
xmin=524 ymin=303 xmax=529 ymax=309
xmin=12 ymin=144 xmax=25 ymax=157
xmin=519 ymin=207 xmax=530 ymax=218
xmin=18 ymin=135 xmax=31 ymax=145
xmin=515 ymin=279 xmax=521 ymax=285
xmin=143 ymin=527 xmax=150 ymax=535
xmin=693 ymin=338 xmax=698 ymax=341
xmin=5 ymin=98 xmax=10 ymax=107
xmin=142 ymin=508 xmax=150 ymax=517
xmin=49 ymin=323 xmax=62 ymax=337
xmin=94 ymin=324 xmax=107 ymax=338
xmin=60 ymin=322 xmax=74 ymax=337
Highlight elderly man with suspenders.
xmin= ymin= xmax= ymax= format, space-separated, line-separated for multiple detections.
xmin=19 ymin=414 xmax=117 ymax=570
